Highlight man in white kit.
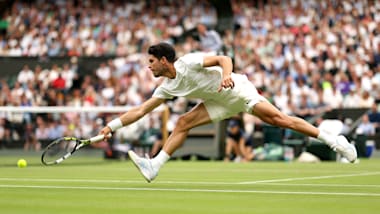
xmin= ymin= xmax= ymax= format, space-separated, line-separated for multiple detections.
xmin=99 ymin=42 xmax=357 ymax=182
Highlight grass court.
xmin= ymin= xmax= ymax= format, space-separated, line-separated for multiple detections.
xmin=1 ymin=151 xmax=380 ymax=214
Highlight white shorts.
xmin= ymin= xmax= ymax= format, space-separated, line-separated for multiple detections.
xmin=204 ymin=74 xmax=267 ymax=122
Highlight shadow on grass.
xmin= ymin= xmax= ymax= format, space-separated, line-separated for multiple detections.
xmin=0 ymin=159 xmax=121 ymax=168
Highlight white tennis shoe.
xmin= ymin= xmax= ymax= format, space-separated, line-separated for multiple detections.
xmin=128 ymin=150 xmax=157 ymax=182
xmin=330 ymin=135 xmax=357 ymax=163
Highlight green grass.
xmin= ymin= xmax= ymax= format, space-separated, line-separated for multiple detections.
xmin=1 ymin=152 xmax=380 ymax=214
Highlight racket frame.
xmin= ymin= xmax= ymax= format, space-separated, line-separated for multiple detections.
xmin=41 ymin=134 xmax=110 ymax=165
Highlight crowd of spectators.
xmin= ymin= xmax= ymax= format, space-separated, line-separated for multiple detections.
xmin=1 ymin=0 xmax=380 ymax=153
xmin=0 ymin=0 xmax=217 ymax=57
xmin=232 ymin=0 xmax=380 ymax=144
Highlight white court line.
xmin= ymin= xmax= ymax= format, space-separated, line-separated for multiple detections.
xmin=0 ymin=184 xmax=380 ymax=197
xmin=0 ymin=178 xmax=144 ymax=184
xmin=238 ymin=171 xmax=380 ymax=184
xmin=252 ymin=183 xmax=380 ymax=188
xmin=0 ymin=177 xmax=233 ymax=185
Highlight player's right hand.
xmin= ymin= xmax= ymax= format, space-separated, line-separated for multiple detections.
xmin=99 ymin=126 xmax=113 ymax=140
xmin=218 ymin=74 xmax=235 ymax=92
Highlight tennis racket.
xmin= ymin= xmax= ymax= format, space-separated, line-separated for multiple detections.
xmin=41 ymin=133 xmax=111 ymax=166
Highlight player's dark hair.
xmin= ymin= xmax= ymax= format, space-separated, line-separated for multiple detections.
xmin=148 ymin=42 xmax=176 ymax=63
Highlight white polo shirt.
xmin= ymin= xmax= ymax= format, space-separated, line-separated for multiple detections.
xmin=153 ymin=53 xmax=266 ymax=122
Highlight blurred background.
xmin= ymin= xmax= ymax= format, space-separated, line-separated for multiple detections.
xmin=0 ymin=0 xmax=379 ymax=163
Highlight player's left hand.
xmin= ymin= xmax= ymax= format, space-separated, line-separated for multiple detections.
xmin=218 ymin=75 xmax=235 ymax=92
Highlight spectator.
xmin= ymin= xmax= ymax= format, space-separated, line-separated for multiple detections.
xmin=196 ymin=23 xmax=223 ymax=54
xmin=358 ymin=90 xmax=375 ymax=108
xmin=367 ymin=103 xmax=380 ymax=132
xmin=47 ymin=119 xmax=65 ymax=140
xmin=61 ymin=63 xmax=76 ymax=90
xmin=357 ymin=114 xmax=376 ymax=136
xmin=17 ymin=65 xmax=34 ymax=86
xmin=356 ymin=114 xmax=376 ymax=158
xmin=224 ymin=119 xmax=253 ymax=162
xmin=19 ymin=93 xmax=33 ymax=124
xmin=51 ymin=73 xmax=66 ymax=91
xmin=101 ymin=80 xmax=115 ymax=102
xmin=343 ymin=86 xmax=361 ymax=108
xmin=0 ymin=118 xmax=10 ymax=143
xmin=23 ymin=123 xmax=40 ymax=151
xmin=10 ymin=81 xmax=24 ymax=104
xmin=47 ymin=64 xmax=60 ymax=85
xmin=35 ymin=116 xmax=49 ymax=146
xmin=293 ymin=93 xmax=315 ymax=120
xmin=335 ymin=72 xmax=352 ymax=96
xmin=325 ymin=86 xmax=343 ymax=109
xmin=96 ymin=62 xmax=112 ymax=82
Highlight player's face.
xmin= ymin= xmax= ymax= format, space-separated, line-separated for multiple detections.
xmin=148 ymin=55 xmax=166 ymax=77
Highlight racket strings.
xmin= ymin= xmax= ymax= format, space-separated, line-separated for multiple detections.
xmin=42 ymin=139 xmax=77 ymax=164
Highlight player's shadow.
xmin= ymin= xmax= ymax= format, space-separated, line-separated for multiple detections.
xmin=0 ymin=160 xmax=114 ymax=168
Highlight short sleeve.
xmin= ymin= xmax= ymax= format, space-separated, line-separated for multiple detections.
xmin=152 ymin=86 xmax=174 ymax=99
xmin=179 ymin=53 xmax=204 ymax=70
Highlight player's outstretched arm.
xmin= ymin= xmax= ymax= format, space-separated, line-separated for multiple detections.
xmin=203 ymin=55 xmax=234 ymax=92
xmin=99 ymin=97 xmax=165 ymax=137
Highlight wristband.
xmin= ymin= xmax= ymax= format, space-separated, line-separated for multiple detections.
xmin=107 ymin=118 xmax=123 ymax=132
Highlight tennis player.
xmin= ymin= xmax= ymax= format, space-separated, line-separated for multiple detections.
xmin=99 ymin=42 xmax=357 ymax=182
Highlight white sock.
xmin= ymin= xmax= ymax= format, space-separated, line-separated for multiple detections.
xmin=151 ymin=150 xmax=170 ymax=170
xmin=317 ymin=130 xmax=335 ymax=147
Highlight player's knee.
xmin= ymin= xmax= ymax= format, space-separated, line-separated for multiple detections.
xmin=175 ymin=115 xmax=193 ymax=131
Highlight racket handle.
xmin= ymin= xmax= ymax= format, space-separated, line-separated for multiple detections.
xmin=90 ymin=133 xmax=112 ymax=143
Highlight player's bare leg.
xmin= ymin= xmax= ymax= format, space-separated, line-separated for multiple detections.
xmin=128 ymin=103 xmax=212 ymax=182
xmin=251 ymin=101 xmax=357 ymax=162
xmin=161 ymin=103 xmax=212 ymax=155
xmin=252 ymin=101 xmax=319 ymax=137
